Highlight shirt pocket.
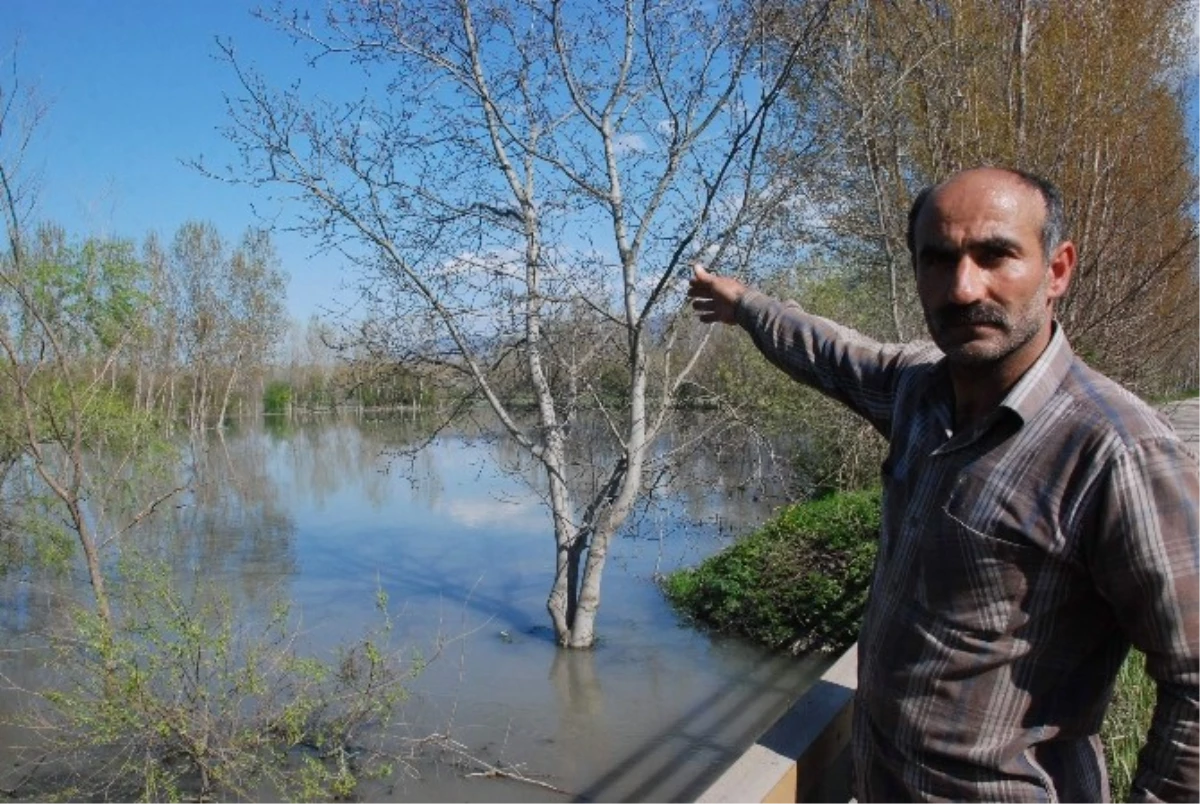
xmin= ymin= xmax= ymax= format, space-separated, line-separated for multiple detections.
xmin=916 ymin=507 xmax=1044 ymax=637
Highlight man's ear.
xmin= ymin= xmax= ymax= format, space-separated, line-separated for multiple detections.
xmin=1046 ymin=240 xmax=1076 ymax=301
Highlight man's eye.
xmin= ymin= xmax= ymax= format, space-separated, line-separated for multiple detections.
xmin=921 ymin=252 xmax=954 ymax=270
xmin=977 ymin=249 xmax=1008 ymax=266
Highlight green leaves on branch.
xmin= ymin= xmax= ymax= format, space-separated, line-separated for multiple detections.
xmin=22 ymin=380 xmax=164 ymax=450
xmin=20 ymin=554 xmax=421 ymax=802
xmin=2 ymin=494 xmax=75 ymax=572
xmin=11 ymin=226 xmax=151 ymax=360
xmin=263 ymin=380 xmax=293 ymax=415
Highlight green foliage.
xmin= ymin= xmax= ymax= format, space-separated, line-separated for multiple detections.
xmin=264 ymin=380 xmax=294 ymax=415
xmin=47 ymin=382 xmax=165 ymax=452
xmin=20 ymin=555 xmax=419 ymax=802
xmin=1101 ymin=650 xmax=1156 ymax=802
xmin=0 ymin=379 xmax=177 ymax=576
xmin=663 ymin=488 xmax=881 ymax=653
xmin=0 ymin=494 xmax=77 ymax=575
xmin=0 ymin=225 xmax=171 ymax=467
xmin=20 ymin=227 xmax=151 ymax=358
xmin=13 ymin=497 xmax=76 ymax=571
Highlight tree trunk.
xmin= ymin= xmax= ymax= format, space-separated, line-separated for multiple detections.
xmin=139 ymin=368 xmax=148 ymax=412
xmin=217 ymin=359 xmax=241 ymax=427
xmin=195 ymin=369 xmax=210 ymax=431
xmin=167 ymin=374 xmax=177 ymax=433
xmin=1011 ymin=0 xmax=1030 ymax=158
xmin=543 ymin=433 xmax=581 ymax=643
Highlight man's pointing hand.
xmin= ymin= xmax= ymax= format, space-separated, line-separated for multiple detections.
xmin=687 ymin=263 xmax=747 ymax=325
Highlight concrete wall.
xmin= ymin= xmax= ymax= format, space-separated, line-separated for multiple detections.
xmin=696 ymin=644 xmax=857 ymax=803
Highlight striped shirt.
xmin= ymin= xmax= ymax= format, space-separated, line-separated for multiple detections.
xmin=736 ymin=290 xmax=1199 ymax=802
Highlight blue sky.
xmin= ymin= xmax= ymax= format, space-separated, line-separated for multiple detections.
xmin=8 ymin=0 xmax=354 ymax=322
xmin=7 ymin=2 xmax=1199 ymax=325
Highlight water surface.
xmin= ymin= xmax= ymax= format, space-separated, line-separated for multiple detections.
xmin=1 ymin=414 xmax=828 ymax=801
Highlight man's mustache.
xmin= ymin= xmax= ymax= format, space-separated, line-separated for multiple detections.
xmin=933 ymin=303 xmax=1007 ymax=330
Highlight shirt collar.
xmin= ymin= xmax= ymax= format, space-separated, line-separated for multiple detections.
xmin=926 ymin=323 xmax=1073 ymax=454
xmin=998 ymin=322 xmax=1074 ymax=425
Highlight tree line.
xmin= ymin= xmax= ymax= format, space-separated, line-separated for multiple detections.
xmin=1 ymin=219 xmax=288 ymax=435
xmin=676 ymin=0 xmax=1198 ymax=492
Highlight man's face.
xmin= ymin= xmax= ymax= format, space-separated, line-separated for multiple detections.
xmin=912 ymin=170 xmax=1066 ymax=368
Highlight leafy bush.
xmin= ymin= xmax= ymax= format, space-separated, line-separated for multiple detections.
xmin=263 ymin=380 xmax=293 ymax=415
xmin=663 ymin=488 xmax=881 ymax=653
xmin=13 ymin=555 xmax=420 ymax=802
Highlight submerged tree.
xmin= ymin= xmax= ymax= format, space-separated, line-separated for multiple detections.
xmin=169 ymin=221 xmax=289 ymax=431
xmin=214 ymin=0 xmax=832 ymax=647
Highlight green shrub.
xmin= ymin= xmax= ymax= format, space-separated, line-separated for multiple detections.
xmin=663 ymin=488 xmax=881 ymax=654
xmin=15 ymin=555 xmax=419 ymax=802
xmin=264 ymin=380 xmax=293 ymax=415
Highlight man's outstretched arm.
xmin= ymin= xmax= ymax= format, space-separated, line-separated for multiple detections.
xmin=686 ymin=263 xmax=936 ymax=436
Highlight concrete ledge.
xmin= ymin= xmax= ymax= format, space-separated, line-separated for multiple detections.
xmin=697 ymin=644 xmax=858 ymax=803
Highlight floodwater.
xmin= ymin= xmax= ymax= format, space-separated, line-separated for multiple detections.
xmin=0 ymin=413 xmax=830 ymax=802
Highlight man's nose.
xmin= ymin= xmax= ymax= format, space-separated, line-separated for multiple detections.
xmin=946 ymin=257 xmax=984 ymax=305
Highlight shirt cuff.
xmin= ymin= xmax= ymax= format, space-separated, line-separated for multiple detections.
xmin=735 ymin=288 xmax=772 ymax=329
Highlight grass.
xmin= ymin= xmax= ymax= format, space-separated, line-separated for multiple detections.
xmin=664 ymin=491 xmax=1160 ymax=797
xmin=1101 ymin=650 xmax=1156 ymax=802
xmin=1144 ymin=389 xmax=1199 ymax=405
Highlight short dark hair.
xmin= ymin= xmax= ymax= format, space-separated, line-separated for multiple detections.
xmin=906 ymin=168 xmax=1068 ymax=263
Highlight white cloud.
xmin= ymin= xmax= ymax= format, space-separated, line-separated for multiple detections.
xmin=443 ymin=498 xmax=542 ymax=528
xmin=612 ymin=132 xmax=648 ymax=155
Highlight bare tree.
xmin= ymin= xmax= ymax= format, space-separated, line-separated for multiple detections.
xmin=218 ymin=227 xmax=289 ymax=422
xmin=212 ymin=0 xmax=831 ymax=647
xmin=131 ymin=232 xmax=180 ymax=419
xmin=781 ymin=0 xmax=1198 ymax=392
xmin=169 ymin=221 xmax=288 ymax=429
xmin=171 ymin=220 xmax=227 ymax=431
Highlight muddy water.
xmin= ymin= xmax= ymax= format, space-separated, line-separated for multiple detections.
xmin=0 ymin=415 xmax=831 ymax=801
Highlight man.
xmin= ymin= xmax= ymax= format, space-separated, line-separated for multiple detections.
xmin=688 ymin=167 xmax=1198 ymax=802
